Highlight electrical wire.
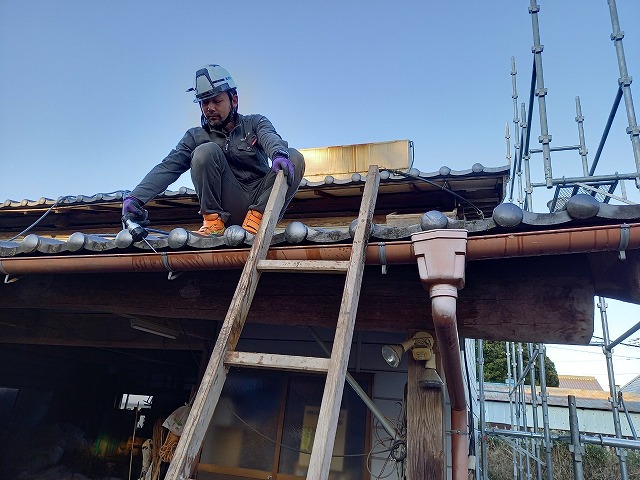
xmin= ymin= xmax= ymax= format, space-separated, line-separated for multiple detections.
xmin=224 ymin=402 xmax=390 ymax=459
xmin=8 ymin=190 xmax=130 ymax=241
xmin=384 ymin=168 xmax=485 ymax=219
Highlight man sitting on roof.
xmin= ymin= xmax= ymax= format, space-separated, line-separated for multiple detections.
xmin=122 ymin=64 xmax=305 ymax=236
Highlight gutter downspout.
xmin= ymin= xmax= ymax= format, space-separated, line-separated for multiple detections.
xmin=412 ymin=229 xmax=469 ymax=480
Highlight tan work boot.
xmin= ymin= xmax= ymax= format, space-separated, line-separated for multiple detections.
xmin=241 ymin=209 xmax=263 ymax=234
xmin=197 ymin=213 xmax=225 ymax=236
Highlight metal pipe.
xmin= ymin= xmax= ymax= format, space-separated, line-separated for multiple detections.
xmin=522 ymin=102 xmax=533 ymax=210
xmin=568 ymin=395 xmax=584 ymax=480
xmin=537 ymin=344 xmax=554 ymax=480
xmin=527 ymin=343 xmax=542 ymax=480
xmin=509 ymin=342 xmax=524 ymax=479
xmin=477 ymin=340 xmax=488 ymax=480
xmin=510 ymin=57 xmax=521 ymax=205
xmin=517 ymin=106 xmax=527 ymax=208
xmin=509 ymin=345 xmax=540 ymax=396
xmin=517 ymin=343 xmax=531 ymax=480
xmin=598 ymin=297 xmax=629 ymax=478
xmin=607 ymin=0 xmax=640 ymax=189
xmin=307 ymin=327 xmax=399 ymax=440
xmin=510 ymin=61 xmax=535 ymax=205
xmin=3 ymin=222 xmax=640 ymax=275
xmin=618 ymin=391 xmax=638 ymax=440
xmin=580 ymin=434 xmax=640 ymax=451
xmin=505 ymin=342 xmax=519 ymax=479
xmin=428 ymin=285 xmax=467 ymax=480
xmin=531 ymin=171 xmax=639 ymax=187
xmin=589 ymin=87 xmax=624 ymax=176
xmin=412 ymin=230 xmax=468 ymax=480
xmin=524 ymin=62 xmax=536 ymax=167
xmin=487 ymin=428 xmax=640 ymax=452
xmin=528 ymin=0 xmax=553 ymax=188
xmin=576 ymin=97 xmax=590 ymax=178
xmin=487 ymin=428 xmax=545 ymax=441
xmin=605 ymin=319 xmax=640 ymax=351
xmin=529 ymin=145 xmax=580 ymax=154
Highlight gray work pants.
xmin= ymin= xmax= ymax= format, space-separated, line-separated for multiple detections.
xmin=190 ymin=143 xmax=305 ymax=226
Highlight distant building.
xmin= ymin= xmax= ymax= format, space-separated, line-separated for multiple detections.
xmin=623 ymin=375 xmax=640 ymax=395
xmin=482 ymin=382 xmax=640 ymax=437
xmin=557 ymin=375 xmax=603 ymax=391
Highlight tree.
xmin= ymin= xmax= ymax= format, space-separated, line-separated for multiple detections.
xmin=480 ymin=341 xmax=559 ymax=387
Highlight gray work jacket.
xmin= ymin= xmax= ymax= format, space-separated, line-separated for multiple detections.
xmin=131 ymin=113 xmax=289 ymax=204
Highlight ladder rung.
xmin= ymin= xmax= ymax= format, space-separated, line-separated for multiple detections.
xmin=257 ymin=259 xmax=350 ymax=273
xmin=224 ymin=351 xmax=330 ymax=373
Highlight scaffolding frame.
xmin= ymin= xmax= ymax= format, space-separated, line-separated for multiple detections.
xmin=478 ymin=1 xmax=640 ymax=478
xmin=478 ymin=322 xmax=640 ymax=480
xmin=507 ymin=0 xmax=640 ymax=213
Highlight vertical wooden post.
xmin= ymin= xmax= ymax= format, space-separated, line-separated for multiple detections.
xmin=406 ymin=354 xmax=445 ymax=480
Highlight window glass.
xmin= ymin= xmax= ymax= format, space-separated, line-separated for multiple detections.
xmin=200 ymin=369 xmax=282 ymax=472
xmin=278 ymin=375 xmax=369 ymax=479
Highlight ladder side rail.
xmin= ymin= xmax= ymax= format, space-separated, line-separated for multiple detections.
xmin=165 ymin=171 xmax=288 ymax=480
xmin=306 ymin=165 xmax=381 ymax=479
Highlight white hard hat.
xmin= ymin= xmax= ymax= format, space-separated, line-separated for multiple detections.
xmin=188 ymin=64 xmax=237 ymax=103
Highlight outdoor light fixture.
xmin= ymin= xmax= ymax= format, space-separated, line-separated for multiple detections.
xmin=381 ymin=338 xmax=416 ymax=368
xmin=382 ymin=331 xmax=444 ymax=389
xmin=129 ymin=318 xmax=179 ymax=340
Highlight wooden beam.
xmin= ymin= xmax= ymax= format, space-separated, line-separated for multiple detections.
xmin=0 ymin=254 xmax=595 ymax=344
xmin=224 ymin=351 xmax=330 ymax=373
xmin=257 ymin=259 xmax=350 ymax=274
xmin=407 ymin=355 xmax=445 ymax=480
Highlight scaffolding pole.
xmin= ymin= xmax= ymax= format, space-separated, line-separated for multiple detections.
xmin=607 ymin=0 xmax=640 ymax=189
xmin=507 ymin=342 xmax=521 ymax=479
xmin=517 ymin=342 xmax=532 ymax=480
xmin=478 ymin=340 xmax=489 ymax=480
xmin=528 ymin=0 xmax=553 ymax=188
xmin=598 ymin=297 xmax=630 ymax=479
xmin=568 ymin=395 xmax=585 ymax=480
xmin=537 ymin=344 xmax=554 ymax=480
xmin=527 ymin=343 xmax=543 ymax=480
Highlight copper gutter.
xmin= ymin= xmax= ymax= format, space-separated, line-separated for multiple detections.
xmin=1 ymin=222 xmax=638 ymax=275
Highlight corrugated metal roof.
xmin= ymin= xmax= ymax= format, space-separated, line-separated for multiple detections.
xmin=623 ymin=375 xmax=640 ymax=395
xmin=558 ymin=375 xmax=604 ymax=391
xmin=482 ymin=382 xmax=640 ymax=413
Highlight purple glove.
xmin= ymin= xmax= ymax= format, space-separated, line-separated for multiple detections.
xmin=122 ymin=195 xmax=149 ymax=225
xmin=271 ymin=156 xmax=294 ymax=185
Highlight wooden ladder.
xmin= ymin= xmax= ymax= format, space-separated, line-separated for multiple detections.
xmin=165 ymin=165 xmax=381 ymax=480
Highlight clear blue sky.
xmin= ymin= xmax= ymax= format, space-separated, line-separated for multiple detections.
xmin=1 ymin=0 xmax=639 ymax=385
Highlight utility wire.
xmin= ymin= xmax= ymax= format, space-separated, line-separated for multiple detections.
xmin=384 ymin=168 xmax=485 ymax=219
xmin=8 ymin=190 xmax=128 ymax=241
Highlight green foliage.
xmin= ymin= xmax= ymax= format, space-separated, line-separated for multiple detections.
xmin=480 ymin=341 xmax=559 ymax=387
xmin=485 ymin=436 xmax=640 ymax=479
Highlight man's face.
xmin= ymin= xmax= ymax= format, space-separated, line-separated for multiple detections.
xmin=200 ymin=92 xmax=238 ymax=128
